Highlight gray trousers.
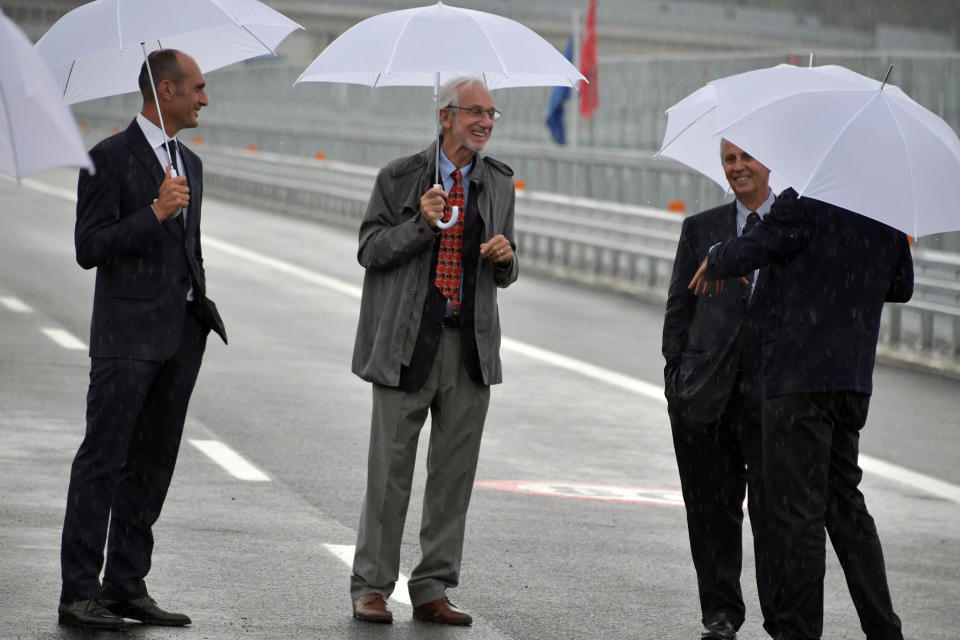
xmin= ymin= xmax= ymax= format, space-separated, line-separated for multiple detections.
xmin=351 ymin=327 xmax=490 ymax=606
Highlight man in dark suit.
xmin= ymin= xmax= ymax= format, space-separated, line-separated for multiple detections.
xmin=690 ymin=186 xmax=913 ymax=640
xmin=349 ymin=77 xmax=517 ymax=626
xmin=663 ymin=140 xmax=777 ymax=640
xmin=58 ymin=49 xmax=226 ymax=630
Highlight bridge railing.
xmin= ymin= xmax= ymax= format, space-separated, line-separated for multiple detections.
xmin=185 ymin=143 xmax=960 ymax=377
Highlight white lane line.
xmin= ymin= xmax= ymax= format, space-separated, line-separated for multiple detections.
xmin=0 ymin=296 xmax=33 ymax=313
xmin=203 ymin=237 xmax=364 ymax=299
xmin=40 ymin=327 xmax=87 ymax=350
xmin=189 ymin=439 xmax=270 ymax=482
xmin=860 ymin=455 xmax=960 ymax=505
xmin=501 ymin=337 xmax=666 ymax=403
xmin=323 ymin=544 xmax=412 ymax=606
xmin=204 ymin=237 xmax=665 ymax=403
xmin=16 ymin=177 xmax=960 ymax=505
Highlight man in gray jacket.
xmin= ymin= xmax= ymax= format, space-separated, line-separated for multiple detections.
xmin=349 ymin=77 xmax=518 ymax=626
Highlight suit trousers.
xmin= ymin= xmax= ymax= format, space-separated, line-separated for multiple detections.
xmin=60 ymin=309 xmax=208 ymax=603
xmin=763 ymin=392 xmax=903 ymax=640
xmin=351 ymin=327 xmax=490 ymax=606
xmin=670 ymin=370 xmax=776 ymax=634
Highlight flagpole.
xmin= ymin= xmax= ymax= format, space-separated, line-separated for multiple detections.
xmin=569 ymin=8 xmax=580 ymax=149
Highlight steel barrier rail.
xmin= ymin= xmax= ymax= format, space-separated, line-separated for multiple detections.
xmin=73 ymin=124 xmax=960 ymax=377
xmin=195 ymin=144 xmax=960 ymax=376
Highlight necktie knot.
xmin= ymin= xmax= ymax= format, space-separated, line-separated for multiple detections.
xmin=743 ymin=211 xmax=760 ymax=235
xmin=452 ymin=169 xmax=462 ymax=186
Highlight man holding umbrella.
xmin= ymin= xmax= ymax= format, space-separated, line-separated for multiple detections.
xmin=350 ymin=77 xmax=517 ymax=626
xmin=59 ymin=49 xmax=225 ymax=629
xmin=688 ymin=189 xmax=913 ymax=640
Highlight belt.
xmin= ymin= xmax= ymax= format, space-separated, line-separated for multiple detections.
xmin=443 ymin=314 xmax=461 ymax=328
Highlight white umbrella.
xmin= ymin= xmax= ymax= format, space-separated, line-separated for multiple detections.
xmin=295 ymin=2 xmax=584 ymax=90
xmin=295 ymin=1 xmax=585 ymax=228
xmin=710 ymin=63 xmax=960 ymax=238
xmin=655 ymin=82 xmax=790 ymax=196
xmin=35 ymin=0 xmax=303 ymax=105
xmin=0 ymin=11 xmax=92 ymax=180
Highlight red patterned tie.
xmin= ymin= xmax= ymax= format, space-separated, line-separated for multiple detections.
xmin=434 ymin=169 xmax=465 ymax=313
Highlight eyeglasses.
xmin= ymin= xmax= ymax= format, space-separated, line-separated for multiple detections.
xmin=445 ymin=105 xmax=502 ymax=121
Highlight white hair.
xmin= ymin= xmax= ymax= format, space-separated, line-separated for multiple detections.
xmin=438 ymin=77 xmax=487 ymax=124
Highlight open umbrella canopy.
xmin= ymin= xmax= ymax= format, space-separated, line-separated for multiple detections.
xmin=296 ymin=2 xmax=584 ymax=229
xmin=0 ymin=11 xmax=92 ymax=180
xmin=657 ymin=84 xmax=724 ymax=186
xmin=656 ymin=82 xmax=790 ymax=196
xmin=35 ymin=0 xmax=302 ymax=104
xmin=711 ymin=63 xmax=960 ymax=238
xmin=295 ymin=1 xmax=585 ymax=90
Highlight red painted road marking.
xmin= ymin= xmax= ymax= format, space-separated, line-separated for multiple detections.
xmin=476 ymin=480 xmax=684 ymax=507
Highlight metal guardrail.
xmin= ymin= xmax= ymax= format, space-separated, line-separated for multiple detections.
xmin=190 ymin=143 xmax=960 ymax=377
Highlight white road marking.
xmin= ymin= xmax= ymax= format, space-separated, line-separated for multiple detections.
xmin=40 ymin=327 xmax=87 ymax=350
xmin=860 ymin=454 xmax=960 ymax=504
xmin=0 ymin=296 xmax=32 ymax=313
xmin=14 ymin=177 xmax=960 ymax=504
xmin=203 ymin=237 xmax=364 ymax=299
xmin=322 ymin=543 xmax=412 ymax=606
xmin=189 ymin=439 xmax=270 ymax=482
xmin=501 ymin=337 xmax=666 ymax=403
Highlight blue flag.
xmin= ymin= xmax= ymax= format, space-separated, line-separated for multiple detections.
xmin=545 ymin=35 xmax=574 ymax=145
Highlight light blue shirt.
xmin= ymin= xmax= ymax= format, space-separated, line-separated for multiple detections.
xmin=735 ymin=190 xmax=774 ymax=299
xmin=436 ymin=150 xmax=473 ymax=315
xmin=438 ymin=149 xmax=473 ymax=205
xmin=735 ymin=190 xmax=774 ymax=236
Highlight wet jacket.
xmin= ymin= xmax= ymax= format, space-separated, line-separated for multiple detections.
xmin=351 ymin=141 xmax=518 ymax=386
xmin=705 ymin=188 xmax=913 ymax=398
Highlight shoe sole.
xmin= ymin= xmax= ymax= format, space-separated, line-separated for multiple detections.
xmin=412 ymin=613 xmax=472 ymax=626
xmin=353 ymin=612 xmax=393 ymax=624
xmin=58 ymin=615 xmax=127 ymax=630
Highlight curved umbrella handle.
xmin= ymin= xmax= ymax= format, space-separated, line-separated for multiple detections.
xmin=433 ymin=183 xmax=459 ymax=229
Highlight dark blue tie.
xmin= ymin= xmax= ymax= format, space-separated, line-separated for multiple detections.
xmin=742 ymin=211 xmax=760 ymax=294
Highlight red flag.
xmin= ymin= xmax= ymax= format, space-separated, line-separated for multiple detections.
xmin=579 ymin=0 xmax=598 ymax=119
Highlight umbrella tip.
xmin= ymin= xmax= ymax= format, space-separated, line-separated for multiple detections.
xmin=880 ymin=64 xmax=894 ymax=90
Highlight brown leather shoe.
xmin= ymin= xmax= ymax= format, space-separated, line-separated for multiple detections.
xmin=352 ymin=593 xmax=392 ymax=623
xmin=413 ymin=596 xmax=472 ymax=625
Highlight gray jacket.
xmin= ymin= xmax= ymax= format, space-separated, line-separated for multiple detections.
xmin=351 ymin=141 xmax=519 ymax=386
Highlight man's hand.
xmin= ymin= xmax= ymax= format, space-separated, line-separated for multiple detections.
xmin=480 ymin=234 xmax=513 ymax=265
xmin=689 ymin=256 xmax=723 ymax=296
xmin=419 ymin=186 xmax=447 ymax=229
xmin=153 ymin=165 xmax=189 ymax=221
xmin=688 ymin=256 xmax=748 ymax=295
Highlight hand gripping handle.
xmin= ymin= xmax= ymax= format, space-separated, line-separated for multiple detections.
xmin=434 ymin=183 xmax=459 ymax=230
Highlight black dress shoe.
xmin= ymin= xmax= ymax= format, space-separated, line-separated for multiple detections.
xmin=104 ymin=596 xmax=191 ymax=626
xmin=58 ymin=599 xmax=127 ymax=629
xmin=703 ymin=613 xmax=737 ymax=640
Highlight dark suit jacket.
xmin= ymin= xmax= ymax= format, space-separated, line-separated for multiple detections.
xmin=76 ymin=119 xmax=226 ymax=360
xmin=705 ymin=188 xmax=913 ymax=399
xmin=663 ymin=201 xmax=768 ymax=424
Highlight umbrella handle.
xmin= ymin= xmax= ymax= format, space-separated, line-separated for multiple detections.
xmin=433 ymin=183 xmax=459 ymax=229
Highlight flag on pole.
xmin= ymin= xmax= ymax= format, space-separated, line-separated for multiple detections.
xmin=545 ymin=35 xmax=574 ymax=145
xmin=579 ymin=0 xmax=598 ymax=119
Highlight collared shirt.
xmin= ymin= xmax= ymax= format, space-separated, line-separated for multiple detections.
xmin=437 ymin=148 xmax=473 ymax=203
xmin=136 ymin=113 xmax=183 ymax=180
xmin=735 ymin=190 xmax=774 ymax=300
xmin=136 ymin=113 xmax=193 ymax=301
xmin=735 ymin=190 xmax=775 ymax=236
xmin=436 ymin=149 xmax=473 ymax=316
